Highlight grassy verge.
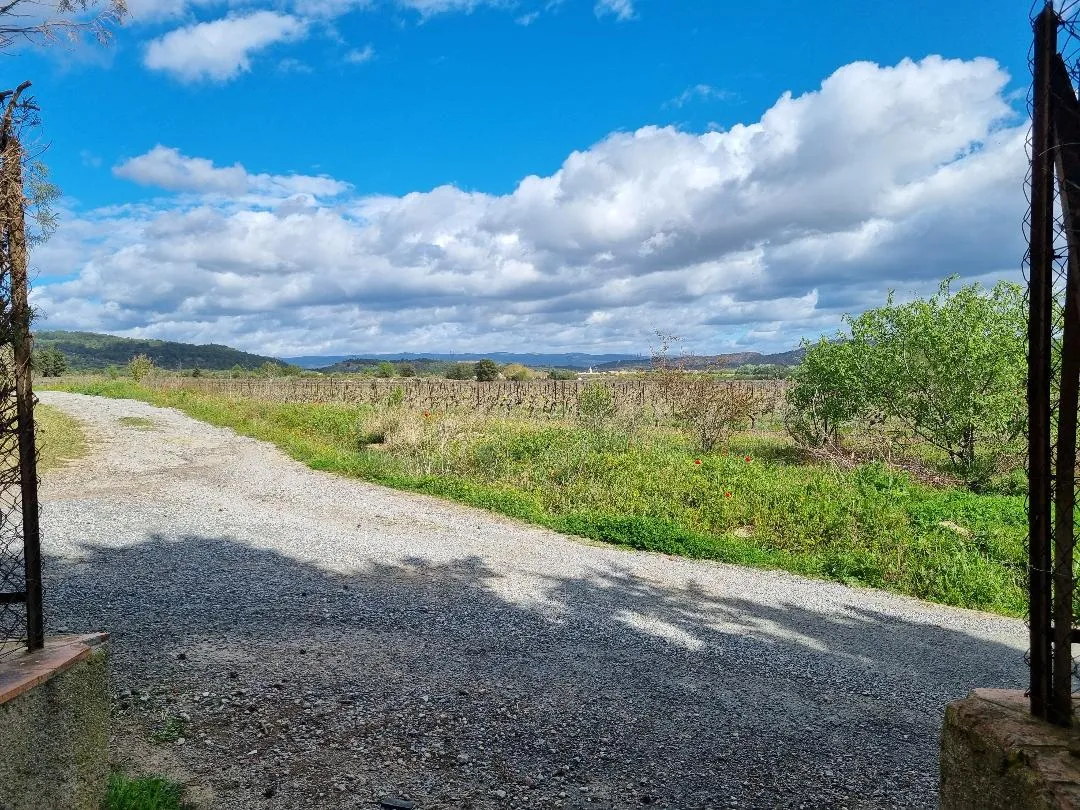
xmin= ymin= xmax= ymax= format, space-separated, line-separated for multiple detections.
xmin=105 ymin=771 xmax=186 ymax=810
xmin=46 ymin=379 xmax=1027 ymax=617
xmin=36 ymin=403 xmax=88 ymax=473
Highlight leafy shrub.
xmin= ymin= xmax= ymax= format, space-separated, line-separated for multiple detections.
xmin=502 ymin=363 xmax=534 ymax=381
xmin=548 ymin=369 xmax=578 ymax=380
xmin=784 ymin=339 xmax=865 ymax=448
xmin=578 ymin=382 xmax=617 ymax=433
xmin=375 ymin=361 xmax=395 ymax=379
xmin=398 ymin=363 xmax=416 ymax=378
xmin=786 ymin=277 xmax=1026 ymax=480
xmin=446 ymin=363 xmax=474 ymax=380
xmin=474 ymin=358 xmax=499 ymax=382
xmin=128 ymin=354 xmax=155 ymax=383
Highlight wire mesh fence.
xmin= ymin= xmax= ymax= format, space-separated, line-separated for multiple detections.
xmin=1027 ymin=0 xmax=1080 ymax=724
xmin=0 ymin=82 xmax=43 ymax=659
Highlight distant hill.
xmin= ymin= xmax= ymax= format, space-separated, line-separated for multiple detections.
xmin=35 ymin=331 xmax=287 ymax=372
xmin=593 ymin=348 xmax=805 ymax=372
xmin=285 ymin=351 xmax=646 ymax=371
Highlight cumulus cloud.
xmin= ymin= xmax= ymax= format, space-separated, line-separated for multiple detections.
xmin=144 ymin=11 xmax=309 ymax=82
xmin=113 ymin=146 xmax=352 ymax=200
xmin=35 ymin=56 xmax=1026 ymax=356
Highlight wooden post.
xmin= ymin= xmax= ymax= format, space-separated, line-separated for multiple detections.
xmin=1 ymin=82 xmax=42 ymax=651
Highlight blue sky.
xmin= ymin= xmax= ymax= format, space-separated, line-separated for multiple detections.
xmin=21 ymin=0 xmax=1033 ymax=356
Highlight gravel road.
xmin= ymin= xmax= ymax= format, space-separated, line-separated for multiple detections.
xmin=37 ymin=391 xmax=1027 ymax=810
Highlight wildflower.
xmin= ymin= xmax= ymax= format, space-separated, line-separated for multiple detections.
xmin=724 ymin=492 xmax=732 ymax=498
xmin=422 ymin=411 xmax=432 ymax=418
xmin=745 ymin=455 xmax=752 ymax=463
xmin=694 ymin=459 xmax=702 ymax=465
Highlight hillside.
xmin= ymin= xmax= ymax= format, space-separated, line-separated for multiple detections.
xmin=35 ymin=331 xmax=287 ymax=372
xmin=593 ymin=348 xmax=806 ymax=371
xmin=285 ymin=351 xmax=643 ymax=370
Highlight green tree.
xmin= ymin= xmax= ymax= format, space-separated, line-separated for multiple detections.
xmin=474 ymin=358 xmax=499 ymax=382
xmin=375 ymin=361 xmax=395 ymax=379
xmin=502 ymin=363 xmax=533 ymax=381
xmin=787 ymin=277 xmax=1026 ymax=476
xmin=446 ymin=363 xmax=474 ymax=380
xmin=784 ymin=339 xmax=865 ymax=448
xmin=34 ymin=345 xmax=67 ymax=377
xmin=398 ymin=363 xmax=416 ymax=378
xmin=128 ymin=354 xmax=155 ymax=383
xmin=548 ymin=369 xmax=577 ymax=380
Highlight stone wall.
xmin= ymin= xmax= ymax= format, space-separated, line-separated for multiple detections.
xmin=0 ymin=634 xmax=110 ymax=810
xmin=941 ymin=688 xmax=1080 ymax=810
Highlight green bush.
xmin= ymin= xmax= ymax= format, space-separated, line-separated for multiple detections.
xmin=787 ymin=277 xmax=1025 ymax=480
xmin=474 ymin=358 xmax=499 ymax=382
xmin=446 ymin=363 xmax=474 ymax=380
xmin=127 ymin=354 xmax=155 ymax=383
xmin=375 ymin=361 xmax=395 ymax=379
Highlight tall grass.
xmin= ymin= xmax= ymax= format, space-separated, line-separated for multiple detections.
xmin=49 ymin=379 xmax=1027 ymax=616
xmin=36 ymin=403 xmax=88 ymax=472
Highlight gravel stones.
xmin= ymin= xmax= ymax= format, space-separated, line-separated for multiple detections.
xmin=38 ymin=392 xmax=1029 ymax=809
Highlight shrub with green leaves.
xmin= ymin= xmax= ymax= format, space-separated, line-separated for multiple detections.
xmin=474 ymin=358 xmax=499 ymax=382
xmin=787 ymin=277 xmax=1026 ymax=480
xmin=375 ymin=361 xmax=395 ymax=379
xmin=128 ymin=354 xmax=155 ymax=383
xmin=446 ymin=363 xmax=474 ymax=380
xmin=578 ymin=382 xmax=616 ymax=432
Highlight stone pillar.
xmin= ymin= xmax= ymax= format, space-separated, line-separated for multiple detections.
xmin=941 ymin=688 xmax=1080 ymax=809
xmin=0 ymin=633 xmax=110 ymax=810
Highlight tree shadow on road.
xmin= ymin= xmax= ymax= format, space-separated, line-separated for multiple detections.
xmin=43 ymin=533 xmax=1025 ymax=810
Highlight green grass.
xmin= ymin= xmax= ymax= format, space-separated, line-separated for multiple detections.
xmin=46 ymin=379 xmax=1028 ymax=616
xmin=150 ymin=712 xmax=187 ymax=744
xmin=118 ymin=416 xmax=155 ymax=430
xmin=36 ymin=403 xmax=88 ymax=473
xmin=104 ymin=772 xmax=185 ymax=810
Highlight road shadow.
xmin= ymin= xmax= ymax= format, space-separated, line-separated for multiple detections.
xmin=43 ymin=533 xmax=1025 ymax=810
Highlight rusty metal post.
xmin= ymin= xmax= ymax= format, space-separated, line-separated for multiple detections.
xmin=1029 ymin=3 xmax=1057 ymax=721
xmin=1051 ymin=50 xmax=1080 ymax=727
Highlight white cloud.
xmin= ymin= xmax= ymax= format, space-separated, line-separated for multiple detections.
xmin=595 ymin=0 xmax=633 ymax=20
xmin=37 ymin=57 xmax=1026 ymax=356
xmin=666 ymin=84 xmax=732 ymax=108
xmin=144 ymin=11 xmax=309 ymax=83
xmin=396 ymin=0 xmax=496 ymax=14
xmin=113 ymin=146 xmax=351 ymax=199
xmin=345 ymin=44 xmax=376 ymax=63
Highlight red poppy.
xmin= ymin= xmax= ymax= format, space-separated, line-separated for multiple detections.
xmin=745 ymin=455 xmax=752 ymax=462
xmin=724 ymin=492 xmax=732 ymax=498
xmin=422 ymin=411 xmax=431 ymax=418
xmin=694 ymin=459 xmax=702 ymax=465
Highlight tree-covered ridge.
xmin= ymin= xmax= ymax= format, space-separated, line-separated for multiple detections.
xmin=33 ymin=331 xmax=289 ymax=372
